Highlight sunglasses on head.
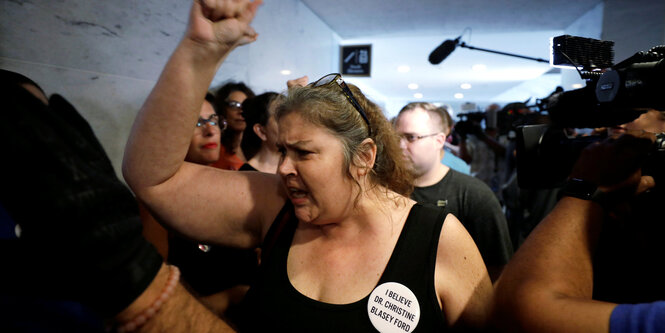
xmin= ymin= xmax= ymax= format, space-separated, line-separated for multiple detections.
xmin=309 ymin=73 xmax=372 ymax=136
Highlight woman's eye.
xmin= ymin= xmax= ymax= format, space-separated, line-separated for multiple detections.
xmin=297 ymin=149 xmax=312 ymax=156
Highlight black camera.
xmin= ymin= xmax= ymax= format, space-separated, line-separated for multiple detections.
xmin=454 ymin=111 xmax=485 ymax=138
xmin=516 ymin=35 xmax=665 ymax=189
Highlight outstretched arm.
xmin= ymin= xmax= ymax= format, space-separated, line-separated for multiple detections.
xmin=123 ymin=0 xmax=285 ymax=247
xmin=493 ymin=132 xmax=656 ymax=333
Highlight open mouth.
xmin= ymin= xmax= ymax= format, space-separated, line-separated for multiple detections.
xmin=288 ymin=187 xmax=309 ymax=202
xmin=290 ymin=189 xmax=307 ymax=198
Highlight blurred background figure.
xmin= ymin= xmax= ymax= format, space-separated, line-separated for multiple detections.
xmin=457 ymin=103 xmax=507 ymax=196
xmin=239 ymin=92 xmax=282 ymax=173
xmin=499 ymin=101 xmax=565 ymax=250
xmin=438 ymin=104 xmax=471 ymax=175
xmin=211 ymin=82 xmax=255 ymax=170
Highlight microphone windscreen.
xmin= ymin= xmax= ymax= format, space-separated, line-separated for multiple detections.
xmin=429 ymin=39 xmax=458 ymax=64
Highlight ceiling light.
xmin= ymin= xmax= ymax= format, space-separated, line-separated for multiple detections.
xmin=280 ymin=69 xmax=292 ymax=75
xmin=472 ymin=64 xmax=487 ymax=71
xmin=460 ymin=83 xmax=472 ymax=90
xmin=408 ymin=83 xmax=419 ymax=90
xmin=397 ymin=65 xmax=410 ymax=73
xmin=454 ymin=93 xmax=464 ymax=99
xmin=413 ymin=93 xmax=423 ymax=99
xmin=571 ymin=83 xmax=584 ymax=89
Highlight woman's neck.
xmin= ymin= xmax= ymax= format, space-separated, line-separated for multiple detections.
xmin=247 ymin=146 xmax=281 ymax=173
xmin=309 ymin=187 xmax=412 ymax=241
xmin=222 ymin=130 xmax=245 ymax=160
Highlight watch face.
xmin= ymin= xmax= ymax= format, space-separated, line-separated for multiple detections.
xmin=562 ymin=178 xmax=598 ymax=200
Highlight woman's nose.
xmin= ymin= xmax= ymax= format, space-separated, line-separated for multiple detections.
xmin=277 ymin=155 xmax=295 ymax=177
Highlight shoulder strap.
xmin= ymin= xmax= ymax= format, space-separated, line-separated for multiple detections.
xmin=260 ymin=202 xmax=294 ymax=260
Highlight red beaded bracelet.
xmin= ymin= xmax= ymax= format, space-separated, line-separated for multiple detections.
xmin=116 ymin=265 xmax=181 ymax=333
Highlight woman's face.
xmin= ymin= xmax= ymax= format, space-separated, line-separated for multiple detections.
xmin=185 ymin=100 xmax=221 ymax=165
xmin=225 ymin=90 xmax=248 ymax=132
xmin=277 ymin=112 xmax=357 ymax=224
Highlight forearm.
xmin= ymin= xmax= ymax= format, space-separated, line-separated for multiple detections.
xmin=116 ymin=263 xmax=235 ymax=333
xmin=123 ymin=39 xmax=232 ymax=192
xmin=139 ymin=283 xmax=236 ymax=333
xmin=493 ymin=197 xmax=615 ymax=332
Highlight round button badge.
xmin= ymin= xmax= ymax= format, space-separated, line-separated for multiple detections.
xmin=367 ymin=282 xmax=420 ymax=333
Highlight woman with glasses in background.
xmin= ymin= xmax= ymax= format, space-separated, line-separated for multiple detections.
xmin=124 ymin=0 xmax=492 ymax=330
xmin=211 ymin=82 xmax=255 ymax=170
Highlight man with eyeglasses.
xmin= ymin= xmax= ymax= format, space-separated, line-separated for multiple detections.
xmin=394 ymin=102 xmax=513 ymax=282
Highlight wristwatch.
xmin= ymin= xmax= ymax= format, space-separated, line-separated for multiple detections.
xmin=559 ymin=178 xmax=609 ymax=207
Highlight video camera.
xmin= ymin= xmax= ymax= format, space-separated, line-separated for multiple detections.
xmin=516 ymin=35 xmax=665 ymax=188
xmin=454 ymin=110 xmax=486 ymax=138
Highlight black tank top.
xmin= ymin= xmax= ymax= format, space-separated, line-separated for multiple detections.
xmin=235 ymin=203 xmax=448 ymax=332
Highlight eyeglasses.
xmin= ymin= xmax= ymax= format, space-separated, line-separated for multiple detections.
xmin=399 ymin=132 xmax=441 ymax=143
xmin=226 ymin=100 xmax=242 ymax=109
xmin=309 ymin=73 xmax=372 ymax=136
xmin=196 ymin=114 xmax=227 ymax=131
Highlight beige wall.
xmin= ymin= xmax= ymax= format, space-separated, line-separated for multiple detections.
xmin=0 ymin=0 xmax=340 ymax=179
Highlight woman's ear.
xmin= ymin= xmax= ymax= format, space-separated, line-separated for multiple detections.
xmin=253 ymin=123 xmax=268 ymax=141
xmin=353 ymin=138 xmax=377 ymax=177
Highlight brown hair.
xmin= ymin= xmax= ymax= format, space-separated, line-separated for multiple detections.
xmin=398 ymin=102 xmax=452 ymax=135
xmin=276 ymin=82 xmax=414 ymax=197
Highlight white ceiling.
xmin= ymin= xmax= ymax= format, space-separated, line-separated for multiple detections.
xmin=300 ymin=0 xmax=603 ymax=115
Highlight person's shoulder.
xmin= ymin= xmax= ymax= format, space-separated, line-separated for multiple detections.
xmin=448 ymin=170 xmax=499 ymax=202
xmin=447 ymin=169 xmax=487 ymax=188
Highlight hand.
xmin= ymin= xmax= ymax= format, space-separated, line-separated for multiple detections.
xmin=570 ymin=131 xmax=656 ymax=195
xmin=287 ymin=75 xmax=309 ymax=88
xmin=185 ymin=0 xmax=262 ymax=53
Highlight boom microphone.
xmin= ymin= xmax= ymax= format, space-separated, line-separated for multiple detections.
xmin=428 ymin=36 xmax=461 ymax=65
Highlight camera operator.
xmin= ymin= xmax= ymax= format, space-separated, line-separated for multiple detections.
xmin=457 ymin=106 xmax=507 ymax=194
xmin=493 ymin=120 xmax=665 ymax=333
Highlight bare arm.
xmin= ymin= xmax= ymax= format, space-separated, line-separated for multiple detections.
xmin=493 ymin=197 xmax=616 ymax=333
xmin=436 ymin=214 xmax=494 ymax=331
xmin=123 ymin=0 xmax=285 ymax=247
xmin=116 ymin=263 xmax=236 ymax=333
xmin=492 ymin=132 xmax=656 ymax=333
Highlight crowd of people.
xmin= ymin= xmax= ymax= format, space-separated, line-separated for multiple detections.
xmin=2 ymin=0 xmax=664 ymax=332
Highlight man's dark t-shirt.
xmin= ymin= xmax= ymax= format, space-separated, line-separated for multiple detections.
xmin=411 ymin=169 xmax=513 ymax=267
